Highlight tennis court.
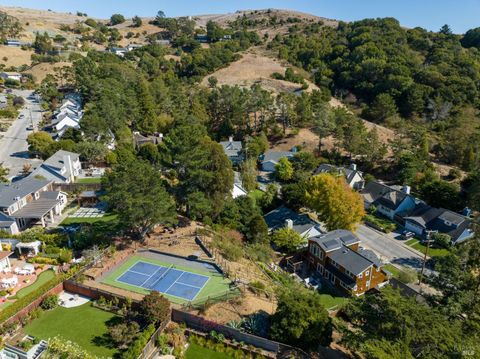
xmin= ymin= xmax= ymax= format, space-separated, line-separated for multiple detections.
xmin=116 ymin=261 xmax=209 ymax=301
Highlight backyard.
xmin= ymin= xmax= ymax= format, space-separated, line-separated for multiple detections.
xmin=405 ymin=239 xmax=450 ymax=258
xmin=23 ymin=302 xmax=119 ymax=357
xmin=76 ymin=177 xmax=102 ymax=184
xmin=186 ymin=342 xmax=233 ymax=359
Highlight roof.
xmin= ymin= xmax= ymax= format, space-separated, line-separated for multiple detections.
xmin=310 ymin=230 xmax=380 ymax=275
xmin=16 ymin=241 xmax=42 ymax=249
xmin=0 ymin=251 xmax=12 ymax=261
xmin=0 ymin=213 xmax=15 ymax=226
xmin=10 ymin=196 xmax=60 ymax=219
xmin=310 ymin=229 xmax=360 ymax=252
xmin=43 ymin=150 xmax=80 ymax=170
xmin=219 ymin=139 xmax=243 ymax=158
xmin=404 ymin=205 xmax=472 ymax=242
xmin=0 ymin=177 xmax=51 ymax=208
xmin=361 ymin=181 xmax=411 ymax=210
xmin=264 ymin=206 xmax=319 ymax=236
xmin=1 ymin=72 xmax=21 ymax=76
xmin=261 ymin=150 xmax=294 ymax=164
xmin=315 ymin=164 xmax=363 ymax=185
xmin=329 ymin=247 xmax=373 ymax=275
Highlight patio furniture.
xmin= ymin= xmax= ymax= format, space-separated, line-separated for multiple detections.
xmin=1 ymin=276 xmax=18 ymax=288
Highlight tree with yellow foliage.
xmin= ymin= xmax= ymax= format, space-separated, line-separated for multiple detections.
xmin=305 ymin=173 xmax=365 ymax=231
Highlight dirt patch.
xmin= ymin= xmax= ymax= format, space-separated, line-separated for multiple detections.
xmin=201 ymin=48 xmax=319 ymax=94
xmin=0 ymin=45 xmax=33 ymax=67
xmin=24 ymin=61 xmax=72 ymax=83
xmin=201 ymin=293 xmax=276 ymax=324
xmin=270 ymin=128 xmax=319 ymax=153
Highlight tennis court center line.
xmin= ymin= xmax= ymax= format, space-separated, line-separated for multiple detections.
xmin=145 ymin=264 xmax=174 ymax=289
xmin=139 ymin=265 xmax=165 ymax=288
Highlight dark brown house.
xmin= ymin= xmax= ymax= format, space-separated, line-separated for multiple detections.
xmin=307 ymin=229 xmax=388 ymax=296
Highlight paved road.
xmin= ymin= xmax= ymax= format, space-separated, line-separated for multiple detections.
xmin=356 ymin=224 xmax=425 ymax=270
xmin=0 ymin=89 xmax=43 ymax=179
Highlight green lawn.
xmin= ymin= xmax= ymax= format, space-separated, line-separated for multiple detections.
xmin=60 ymin=214 xmax=118 ymax=226
xmin=317 ymin=290 xmax=348 ymax=310
xmin=405 ymin=239 xmax=450 ymax=257
xmin=248 ymin=189 xmax=264 ymax=206
xmin=383 ymin=264 xmax=401 ymax=277
xmin=9 ymin=269 xmax=56 ymax=300
xmin=76 ymin=177 xmax=102 ymax=184
xmin=101 ymin=255 xmax=233 ymax=305
xmin=24 ymin=303 xmax=119 ymax=358
xmin=185 ymin=343 xmax=233 ymax=359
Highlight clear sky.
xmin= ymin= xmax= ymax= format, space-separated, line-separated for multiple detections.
xmin=1 ymin=0 xmax=479 ymax=33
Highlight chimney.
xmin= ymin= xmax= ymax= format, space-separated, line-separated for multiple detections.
xmin=350 ymin=163 xmax=357 ymax=171
xmin=285 ymin=219 xmax=293 ymax=229
xmin=63 ymin=155 xmax=74 ymax=182
xmin=463 ymin=207 xmax=472 ymax=217
xmin=402 ymin=185 xmax=411 ymax=194
xmin=229 ymin=136 xmax=233 ymax=143
xmin=158 ymin=133 xmax=163 ymax=142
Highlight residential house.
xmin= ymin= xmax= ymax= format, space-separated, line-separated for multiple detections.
xmin=232 ymin=172 xmax=247 ymax=198
xmin=126 ymin=44 xmax=143 ymax=51
xmin=5 ymin=39 xmax=21 ymax=47
xmin=154 ymin=39 xmax=171 ymax=46
xmin=361 ymin=181 xmax=416 ymax=220
xmin=307 ymin=229 xmax=388 ymax=296
xmin=30 ymin=150 xmax=81 ymax=184
xmin=0 ymin=251 xmax=12 ymax=271
xmin=260 ymin=150 xmax=295 ymax=172
xmin=195 ymin=34 xmax=209 ymax=43
xmin=0 ymin=177 xmax=67 ymax=231
xmin=133 ymin=132 xmax=163 ymax=149
xmin=110 ymin=47 xmax=128 ymax=57
xmin=52 ymin=96 xmax=83 ymax=139
xmin=0 ymin=72 xmax=22 ymax=82
xmin=220 ymin=137 xmax=244 ymax=165
xmin=0 ymin=213 xmax=19 ymax=235
xmin=404 ymin=205 xmax=474 ymax=245
xmin=315 ymin=163 xmax=365 ymax=190
xmin=264 ymin=205 xmax=323 ymax=239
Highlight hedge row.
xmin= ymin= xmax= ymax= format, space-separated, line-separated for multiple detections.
xmin=121 ymin=324 xmax=156 ymax=359
xmin=0 ymin=266 xmax=80 ymax=324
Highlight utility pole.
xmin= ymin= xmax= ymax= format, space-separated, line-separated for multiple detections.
xmin=418 ymin=230 xmax=437 ymax=286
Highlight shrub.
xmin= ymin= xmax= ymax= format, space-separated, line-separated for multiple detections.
xmin=397 ymin=268 xmax=418 ymax=284
xmin=41 ymin=294 xmax=59 ymax=310
xmin=121 ymin=324 xmax=156 ymax=359
xmin=248 ymin=281 xmax=266 ymax=295
xmin=27 ymin=257 xmax=57 ymax=265
xmin=138 ymin=291 xmax=170 ymax=325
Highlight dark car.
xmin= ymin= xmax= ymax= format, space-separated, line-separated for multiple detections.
xmin=401 ymin=230 xmax=415 ymax=240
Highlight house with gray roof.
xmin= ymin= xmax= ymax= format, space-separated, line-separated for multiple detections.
xmin=0 ymin=177 xmax=67 ymax=232
xmin=219 ymin=137 xmax=244 ymax=165
xmin=404 ymin=205 xmax=474 ymax=245
xmin=308 ymin=229 xmax=388 ymax=296
xmin=361 ymin=181 xmax=416 ymax=220
xmin=260 ymin=150 xmax=295 ymax=172
xmin=30 ymin=150 xmax=81 ymax=184
xmin=264 ymin=205 xmax=322 ymax=239
xmin=315 ymin=163 xmax=365 ymax=190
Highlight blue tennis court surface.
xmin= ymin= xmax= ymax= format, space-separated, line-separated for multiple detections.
xmin=116 ymin=261 xmax=210 ymax=301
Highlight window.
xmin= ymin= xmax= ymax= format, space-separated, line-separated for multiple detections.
xmin=365 ymin=270 xmax=370 ymax=276
xmin=366 ymin=280 xmax=371 ymax=288
xmin=358 ymin=273 xmax=363 ymax=279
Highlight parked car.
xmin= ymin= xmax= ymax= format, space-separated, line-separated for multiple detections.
xmin=401 ymin=230 xmax=415 ymax=240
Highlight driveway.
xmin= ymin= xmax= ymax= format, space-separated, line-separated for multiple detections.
xmin=0 ymin=89 xmax=43 ymax=179
xmin=356 ymin=224 xmax=425 ymax=270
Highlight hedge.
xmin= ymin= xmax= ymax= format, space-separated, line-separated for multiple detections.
xmin=0 ymin=266 xmax=80 ymax=324
xmin=121 ymin=324 xmax=156 ymax=359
